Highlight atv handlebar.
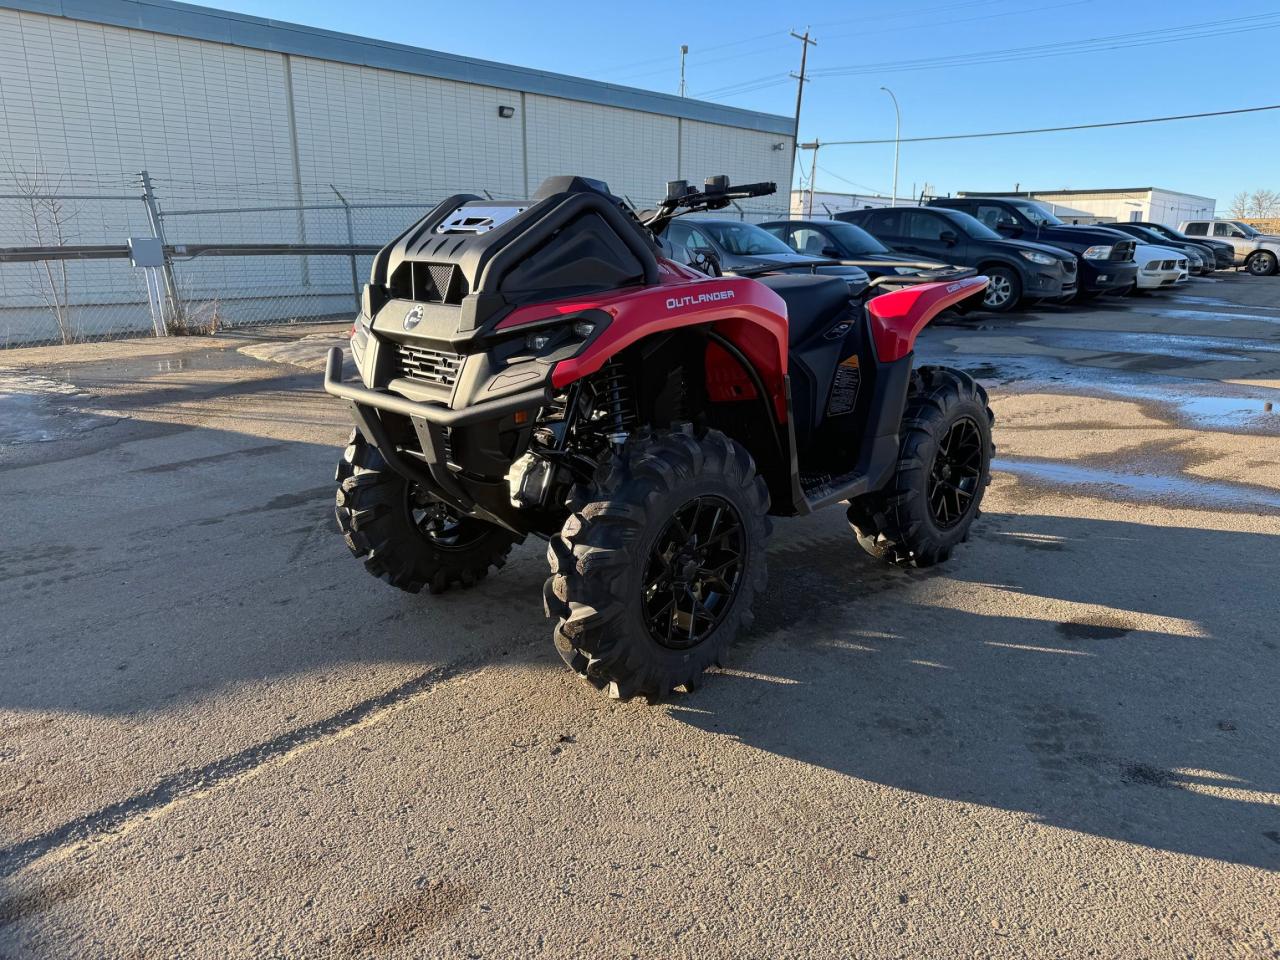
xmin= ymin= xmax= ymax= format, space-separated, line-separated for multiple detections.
xmin=641 ymin=176 xmax=777 ymax=233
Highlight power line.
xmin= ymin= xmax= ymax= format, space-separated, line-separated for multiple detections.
xmin=815 ymin=103 xmax=1280 ymax=146
xmin=810 ymin=12 xmax=1280 ymax=78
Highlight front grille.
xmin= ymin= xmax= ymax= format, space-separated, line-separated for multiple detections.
xmin=392 ymin=342 xmax=465 ymax=388
xmin=1110 ymin=240 xmax=1135 ymax=262
xmin=387 ymin=261 xmax=469 ymax=304
xmin=1162 ymin=260 xmax=1176 ymax=270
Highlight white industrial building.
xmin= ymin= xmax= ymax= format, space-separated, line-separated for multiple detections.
xmin=0 ymin=0 xmax=794 ymax=344
xmin=955 ymin=188 xmax=1217 ymax=227
xmin=789 ymin=190 xmax=918 ymax=217
xmin=788 ymin=186 xmax=1218 ymax=229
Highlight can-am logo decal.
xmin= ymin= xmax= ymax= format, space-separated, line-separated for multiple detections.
xmin=403 ymin=304 xmax=424 ymax=330
xmin=666 ymin=290 xmax=735 ymax=310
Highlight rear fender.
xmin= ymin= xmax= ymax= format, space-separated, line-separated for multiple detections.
xmin=866 ymin=276 xmax=988 ymax=363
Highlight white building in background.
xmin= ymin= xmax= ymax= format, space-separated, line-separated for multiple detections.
xmin=787 ymin=186 xmax=1218 ymax=227
xmin=0 ymin=0 xmax=794 ymax=343
xmin=955 ymin=188 xmax=1217 ymax=227
xmin=789 ymin=190 xmax=919 ymax=218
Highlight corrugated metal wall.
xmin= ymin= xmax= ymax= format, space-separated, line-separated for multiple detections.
xmin=0 ymin=6 xmax=793 ymax=344
xmin=0 ymin=7 xmax=793 ymax=224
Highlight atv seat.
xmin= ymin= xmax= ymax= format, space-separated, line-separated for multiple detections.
xmin=755 ymin=274 xmax=852 ymax=347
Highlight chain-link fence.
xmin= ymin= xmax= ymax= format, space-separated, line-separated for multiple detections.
xmin=0 ymin=171 xmax=791 ymax=349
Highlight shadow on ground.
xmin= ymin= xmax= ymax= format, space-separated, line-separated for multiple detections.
xmin=670 ymin=510 xmax=1280 ymax=870
xmin=2 ymin=406 xmax=1277 ymax=872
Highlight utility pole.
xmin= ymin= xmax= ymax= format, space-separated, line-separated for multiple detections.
xmin=679 ymin=45 xmax=688 ymax=97
xmin=789 ymin=28 xmax=817 ymax=204
xmin=138 ymin=169 xmax=182 ymax=330
xmin=799 ymin=140 xmax=820 ymax=217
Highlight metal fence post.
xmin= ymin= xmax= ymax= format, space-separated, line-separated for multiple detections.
xmin=330 ymin=185 xmax=360 ymax=311
xmin=138 ymin=170 xmax=183 ymax=331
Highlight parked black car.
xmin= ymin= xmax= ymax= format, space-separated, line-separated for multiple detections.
xmin=927 ymin=196 xmax=1138 ymax=299
xmin=758 ymin=218 xmax=974 ymax=285
xmin=1105 ymin=222 xmax=1214 ymax=275
xmin=1133 ymin=221 xmax=1235 ymax=269
xmin=661 ymin=218 xmax=869 ymax=292
xmin=837 ymin=205 xmax=1077 ymax=312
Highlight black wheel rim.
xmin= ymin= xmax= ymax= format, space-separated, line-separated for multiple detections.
xmin=642 ymin=495 xmax=745 ymax=650
xmin=928 ymin=416 xmax=984 ymax=529
xmin=406 ymin=489 xmax=486 ymax=551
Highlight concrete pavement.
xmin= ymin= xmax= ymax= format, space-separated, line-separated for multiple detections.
xmin=1 ymin=281 xmax=1277 ymax=958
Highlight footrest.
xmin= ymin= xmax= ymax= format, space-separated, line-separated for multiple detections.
xmin=799 ymin=468 xmax=870 ymax=512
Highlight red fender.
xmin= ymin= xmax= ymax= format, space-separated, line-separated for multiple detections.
xmin=865 ymin=276 xmax=988 ymax=362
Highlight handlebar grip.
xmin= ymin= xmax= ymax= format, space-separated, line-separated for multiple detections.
xmin=732 ymin=181 xmax=777 ymax=198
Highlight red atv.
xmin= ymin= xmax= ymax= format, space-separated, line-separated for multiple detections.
xmin=324 ymin=175 xmax=993 ymax=699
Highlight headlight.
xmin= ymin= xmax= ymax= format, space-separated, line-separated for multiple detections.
xmin=1082 ymin=245 xmax=1112 ymax=260
xmin=1144 ymin=261 xmax=1160 ymax=271
xmin=1018 ymin=250 xmax=1056 ymax=265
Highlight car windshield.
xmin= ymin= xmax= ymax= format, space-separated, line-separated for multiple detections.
xmin=1232 ymin=221 xmax=1261 ymax=237
xmin=824 ymin=221 xmax=888 ymax=255
xmin=945 ymin=210 xmax=1001 ymax=241
xmin=1128 ymin=226 xmax=1168 ymax=244
xmin=697 ymin=221 xmax=796 ymax=256
xmin=1144 ymin=224 xmax=1178 ymax=240
xmin=1008 ymin=199 xmax=1063 ymax=227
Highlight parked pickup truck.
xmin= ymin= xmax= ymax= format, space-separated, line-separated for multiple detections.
xmin=928 ymin=196 xmax=1138 ymax=298
xmin=1178 ymin=219 xmax=1280 ymax=276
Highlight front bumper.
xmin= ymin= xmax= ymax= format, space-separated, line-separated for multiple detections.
xmin=1026 ymin=266 xmax=1073 ymax=298
xmin=324 ymin=346 xmax=544 ymax=427
xmin=1079 ymin=259 xmax=1138 ymax=293
xmin=1136 ymin=267 xmax=1181 ymax=290
xmin=323 ymin=347 xmax=546 ymax=533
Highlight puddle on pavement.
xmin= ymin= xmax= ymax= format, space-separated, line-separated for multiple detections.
xmin=0 ymin=370 xmax=112 ymax=445
xmin=994 ymin=458 xmax=1280 ymax=512
xmin=1168 ymin=294 xmax=1278 ymax=310
xmin=918 ymin=331 xmax=1280 ymax=434
xmin=1152 ymin=308 xmax=1280 ymax=325
xmin=39 ymin=348 xmax=265 ymax=385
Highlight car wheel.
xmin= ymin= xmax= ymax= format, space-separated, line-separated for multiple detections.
xmin=981 ymin=266 xmax=1021 ymax=312
xmin=1246 ymin=251 xmax=1278 ymax=276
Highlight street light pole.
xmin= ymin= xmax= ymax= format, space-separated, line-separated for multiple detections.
xmin=880 ymin=86 xmax=900 ymax=207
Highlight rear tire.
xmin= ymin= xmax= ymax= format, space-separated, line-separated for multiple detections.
xmin=981 ymin=266 xmax=1022 ymax=312
xmin=335 ymin=431 xmax=517 ymax=593
xmin=847 ymin=366 xmax=993 ymax=567
xmin=1246 ymin=251 xmax=1278 ymax=277
xmin=544 ymin=427 xmax=770 ymax=700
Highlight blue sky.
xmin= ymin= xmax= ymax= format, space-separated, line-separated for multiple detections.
xmin=216 ymin=0 xmax=1278 ymax=206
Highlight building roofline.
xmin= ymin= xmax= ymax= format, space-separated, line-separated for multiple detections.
xmin=958 ymin=187 xmax=1216 ymax=201
xmin=2 ymin=0 xmax=796 ymax=136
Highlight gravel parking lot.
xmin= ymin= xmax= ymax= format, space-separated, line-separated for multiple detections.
xmin=1 ymin=277 xmax=1278 ymax=958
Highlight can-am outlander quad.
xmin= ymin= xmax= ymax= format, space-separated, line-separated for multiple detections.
xmin=324 ymin=175 xmax=994 ymax=699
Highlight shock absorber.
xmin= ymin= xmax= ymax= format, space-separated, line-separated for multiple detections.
xmin=600 ymin=359 xmax=636 ymax=445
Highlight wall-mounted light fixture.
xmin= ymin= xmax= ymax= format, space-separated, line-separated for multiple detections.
xmin=498 ymin=105 xmax=515 ymax=118
xmin=771 ymin=142 xmax=785 ymax=151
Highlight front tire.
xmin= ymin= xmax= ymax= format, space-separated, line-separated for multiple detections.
xmin=335 ymin=431 xmax=517 ymax=593
xmin=847 ymin=367 xmax=993 ymax=567
xmin=544 ymin=428 xmax=770 ymax=700
xmin=1246 ymin=251 xmax=1278 ymax=277
xmin=981 ymin=266 xmax=1022 ymax=312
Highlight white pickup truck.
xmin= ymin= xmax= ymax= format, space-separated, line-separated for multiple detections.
xmin=1178 ymin=219 xmax=1280 ymax=276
